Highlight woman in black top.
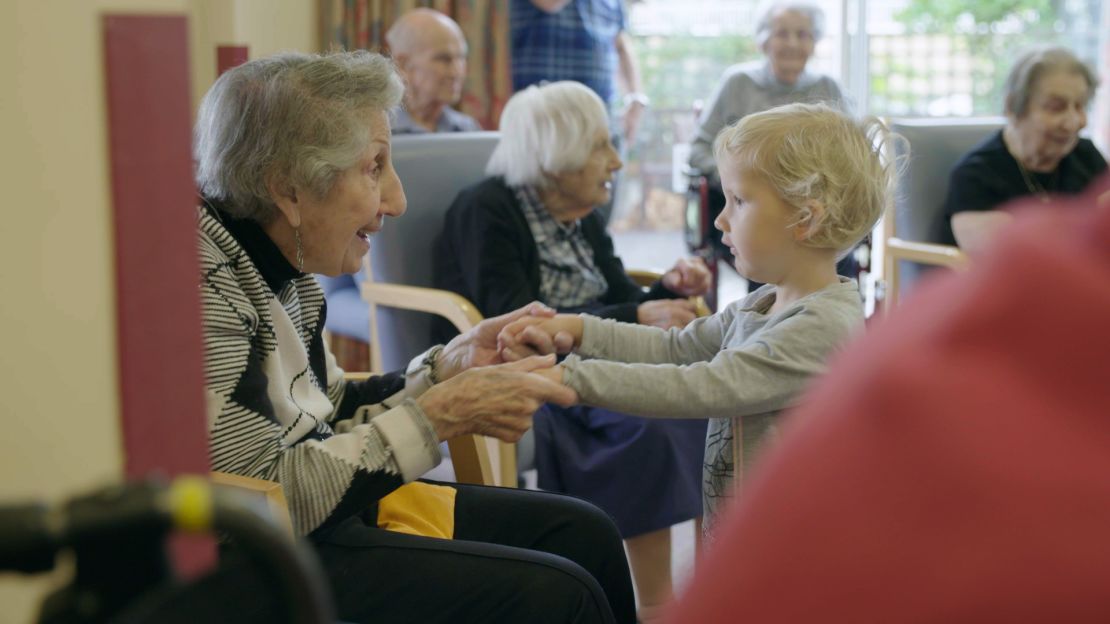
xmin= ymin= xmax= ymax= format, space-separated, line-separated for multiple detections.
xmin=942 ymin=46 xmax=1106 ymax=252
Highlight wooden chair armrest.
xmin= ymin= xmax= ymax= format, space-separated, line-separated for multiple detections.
xmin=360 ymin=282 xmax=483 ymax=333
xmin=210 ymin=471 xmax=294 ymax=539
xmin=691 ymin=297 xmax=711 ymax=318
xmin=885 ymin=238 xmax=970 ymax=270
xmin=358 ymin=281 xmax=507 ymax=487
xmin=881 ymin=238 xmax=972 ymax=313
xmin=626 ymin=268 xmax=662 ymax=288
xmin=627 ymin=268 xmax=710 ymax=318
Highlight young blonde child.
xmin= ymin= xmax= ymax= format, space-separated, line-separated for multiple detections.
xmin=499 ymin=103 xmax=895 ymax=536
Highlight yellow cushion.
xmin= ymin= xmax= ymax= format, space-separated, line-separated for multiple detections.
xmin=376 ymin=481 xmax=456 ymax=540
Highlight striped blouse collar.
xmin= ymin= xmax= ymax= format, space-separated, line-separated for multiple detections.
xmin=202 ymin=198 xmax=301 ymax=295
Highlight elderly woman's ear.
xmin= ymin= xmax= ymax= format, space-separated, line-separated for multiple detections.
xmin=267 ymin=176 xmax=303 ymax=228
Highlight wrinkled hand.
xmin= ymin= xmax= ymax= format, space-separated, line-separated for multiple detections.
xmin=437 ymin=301 xmax=556 ymax=381
xmin=416 ymin=355 xmax=578 ymax=442
xmin=637 ymin=299 xmax=696 ymax=330
xmin=531 ymin=364 xmax=566 ymax=387
xmin=661 ymin=257 xmax=711 ymax=296
xmin=498 ymin=315 xmax=582 ymax=362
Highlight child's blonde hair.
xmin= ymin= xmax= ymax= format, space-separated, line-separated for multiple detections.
xmin=713 ymin=103 xmax=896 ymax=253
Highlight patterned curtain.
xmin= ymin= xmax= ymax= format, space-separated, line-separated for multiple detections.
xmin=323 ymin=0 xmax=511 ymax=129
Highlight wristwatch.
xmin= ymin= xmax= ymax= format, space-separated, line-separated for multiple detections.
xmin=623 ymin=92 xmax=651 ymax=108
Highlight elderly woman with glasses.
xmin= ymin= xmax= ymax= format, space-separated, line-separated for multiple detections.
xmin=194 ymin=51 xmax=635 ymax=624
xmin=434 ymin=80 xmax=711 ymax=623
xmin=941 ymin=46 xmax=1106 ymax=253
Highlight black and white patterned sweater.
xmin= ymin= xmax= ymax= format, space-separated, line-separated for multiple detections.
xmin=198 ymin=203 xmax=442 ymax=536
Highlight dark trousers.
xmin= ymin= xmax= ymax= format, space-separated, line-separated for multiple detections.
xmin=317 ymin=481 xmax=636 ymax=623
xmin=143 ymin=482 xmax=636 ymax=624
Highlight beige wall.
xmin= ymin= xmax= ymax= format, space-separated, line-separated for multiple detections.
xmin=191 ymin=0 xmax=319 ymax=107
xmin=0 ymin=1 xmax=316 ymax=620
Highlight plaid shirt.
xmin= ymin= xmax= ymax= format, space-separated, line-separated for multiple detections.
xmin=515 ymin=185 xmax=609 ymax=308
xmin=510 ymin=0 xmax=626 ymax=105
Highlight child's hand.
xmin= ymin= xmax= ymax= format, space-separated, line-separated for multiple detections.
xmin=498 ymin=315 xmax=582 ymax=361
xmin=637 ymin=299 xmax=697 ymax=329
xmin=662 ymin=257 xmax=712 ymax=296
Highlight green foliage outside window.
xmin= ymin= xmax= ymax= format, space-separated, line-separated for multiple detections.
xmin=876 ymin=0 xmax=1099 ymax=116
xmin=636 ymin=34 xmax=758 ymax=111
xmin=895 ymin=0 xmax=1059 ymax=34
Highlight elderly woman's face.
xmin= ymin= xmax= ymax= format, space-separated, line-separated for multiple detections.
xmin=1010 ymin=70 xmax=1090 ymax=170
xmin=546 ymin=130 xmax=622 ymax=222
xmin=294 ymin=110 xmax=407 ymax=276
xmin=763 ymin=9 xmax=816 ymax=85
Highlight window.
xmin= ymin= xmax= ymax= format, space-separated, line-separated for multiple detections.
xmin=617 ymin=0 xmax=1107 ymax=233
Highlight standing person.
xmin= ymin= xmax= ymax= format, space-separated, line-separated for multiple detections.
xmin=687 ymin=1 xmax=848 ymax=287
xmin=498 ymin=103 xmax=893 ymax=543
xmin=510 ymin=0 xmax=648 ymax=224
xmin=319 ymin=8 xmax=485 ymax=368
xmin=663 ymin=181 xmax=1110 ymax=624
xmin=434 ymin=81 xmax=711 ymax=624
xmin=941 ymin=46 xmax=1105 ymax=253
xmin=194 ymin=50 xmax=635 ymax=624
xmin=386 ymin=8 xmax=482 ymax=134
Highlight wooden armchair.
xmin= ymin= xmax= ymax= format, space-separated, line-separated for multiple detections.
xmin=210 ymin=471 xmax=294 ymax=538
xmin=361 ymin=132 xmax=510 ymax=487
xmin=367 ymin=132 xmax=713 ymax=488
xmin=362 ymin=266 xmax=711 ymax=489
xmin=876 ymin=118 xmax=1002 ymax=311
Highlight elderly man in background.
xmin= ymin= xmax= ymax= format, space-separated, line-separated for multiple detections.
xmin=386 ymin=8 xmax=482 ymax=134
xmin=320 ymin=8 xmax=484 ymax=366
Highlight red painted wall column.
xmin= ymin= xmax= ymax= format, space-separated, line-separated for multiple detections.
xmin=103 ymin=14 xmax=211 ymax=571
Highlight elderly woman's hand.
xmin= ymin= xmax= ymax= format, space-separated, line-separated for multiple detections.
xmin=416 ymin=355 xmax=578 ymax=442
xmin=436 ymin=302 xmax=557 ymax=381
xmin=661 ymin=257 xmax=711 ymax=296
xmin=637 ymin=299 xmax=696 ymax=330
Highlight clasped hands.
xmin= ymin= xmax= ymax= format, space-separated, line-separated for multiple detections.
xmin=638 ymin=257 xmax=711 ymax=330
xmin=415 ymin=256 xmax=708 ymax=444
xmin=415 ymin=302 xmax=579 ymax=444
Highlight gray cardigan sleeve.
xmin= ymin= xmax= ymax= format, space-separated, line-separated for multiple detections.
xmin=562 ymin=288 xmax=862 ymax=420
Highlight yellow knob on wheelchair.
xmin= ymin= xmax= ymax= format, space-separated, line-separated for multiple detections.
xmin=168 ymin=476 xmax=214 ymax=532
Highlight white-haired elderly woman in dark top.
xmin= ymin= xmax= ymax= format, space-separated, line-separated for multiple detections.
xmin=941 ymin=46 xmax=1107 ymax=253
xmin=193 ymin=50 xmax=634 ymax=624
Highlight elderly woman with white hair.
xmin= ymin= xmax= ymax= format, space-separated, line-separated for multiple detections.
xmin=941 ymin=46 xmax=1107 ymax=253
xmin=435 ymin=80 xmax=711 ymax=622
xmin=687 ymin=1 xmax=849 ymax=287
xmin=688 ymin=0 xmax=844 ymax=182
xmin=194 ymin=51 xmax=636 ymax=623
